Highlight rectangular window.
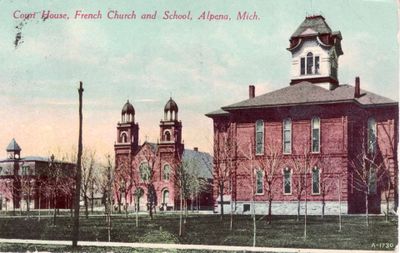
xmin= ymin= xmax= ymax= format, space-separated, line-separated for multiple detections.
xmin=311 ymin=117 xmax=320 ymax=153
xmin=22 ymin=166 xmax=30 ymax=176
xmin=368 ymin=118 xmax=377 ymax=154
xmin=300 ymin=57 xmax=305 ymax=75
xmin=256 ymin=170 xmax=263 ymax=194
xmin=256 ymin=120 xmax=264 ymax=155
xmin=283 ymin=119 xmax=291 ymax=154
xmin=283 ymin=168 xmax=291 ymax=194
xmin=315 ymin=56 xmax=320 ymax=74
xmin=312 ymin=168 xmax=320 ymax=194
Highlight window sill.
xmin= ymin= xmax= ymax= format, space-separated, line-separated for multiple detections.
xmin=255 ymin=192 xmax=264 ymax=196
xmin=283 ymin=192 xmax=292 ymax=195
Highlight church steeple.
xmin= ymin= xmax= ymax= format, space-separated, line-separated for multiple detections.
xmin=114 ymin=100 xmax=139 ymax=156
xmin=287 ymin=15 xmax=343 ymax=90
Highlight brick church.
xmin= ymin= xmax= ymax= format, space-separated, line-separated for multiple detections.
xmin=206 ymin=16 xmax=398 ymax=215
xmin=114 ymin=98 xmax=212 ymax=212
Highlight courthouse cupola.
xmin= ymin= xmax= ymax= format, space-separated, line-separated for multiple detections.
xmin=6 ymin=138 xmax=21 ymax=159
xmin=164 ymin=97 xmax=178 ymax=121
xmin=287 ymin=15 xmax=343 ymax=90
xmin=121 ymin=100 xmax=135 ymax=123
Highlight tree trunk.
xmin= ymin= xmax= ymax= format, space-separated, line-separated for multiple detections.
xmin=179 ymin=190 xmax=183 ymax=237
xmin=84 ymin=194 xmax=88 ymax=218
xmin=321 ymin=193 xmax=325 ymax=219
xmin=304 ymin=174 xmax=307 ymax=240
xmin=365 ymin=191 xmax=369 ymax=227
xmin=297 ymin=197 xmax=301 ymax=222
xmin=219 ymin=184 xmax=224 ymax=220
xmin=268 ymin=198 xmax=272 ymax=224
xmin=135 ymin=200 xmax=139 ymax=228
xmin=53 ymin=192 xmax=57 ymax=226
xmin=252 ymin=201 xmax=256 ymax=247
xmin=91 ymin=190 xmax=94 ymax=214
xmin=338 ymin=176 xmax=342 ymax=232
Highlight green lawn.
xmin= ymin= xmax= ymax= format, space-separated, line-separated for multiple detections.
xmin=0 ymin=213 xmax=397 ymax=251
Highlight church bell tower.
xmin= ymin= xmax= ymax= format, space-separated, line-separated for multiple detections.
xmin=114 ymin=100 xmax=139 ymax=166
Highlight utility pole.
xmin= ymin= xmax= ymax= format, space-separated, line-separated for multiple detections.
xmin=72 ymin=81 xmax=84 ymax=247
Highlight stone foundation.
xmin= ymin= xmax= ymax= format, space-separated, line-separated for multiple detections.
xmin=215 ymin=201 xmax=348 ymax=215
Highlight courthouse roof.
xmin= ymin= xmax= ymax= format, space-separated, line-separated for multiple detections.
xmin=206 ymin=82 xmax=397 ymax=116
xmin=291 ymin=15 xmax=332 ymax=37
xmin=6 ymin=138 xmax=21 ymax=152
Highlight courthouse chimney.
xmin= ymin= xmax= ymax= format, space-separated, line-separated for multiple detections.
xmin=194 ymin=147 xmax=198 ymax=152
xmin=249 ymin=85 xmax=255 ymax=98
xmin=354 ymin=77 xmax=360 ymax=98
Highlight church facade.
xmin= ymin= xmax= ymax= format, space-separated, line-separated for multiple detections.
xmin=114 ymin=98 xmax=213 ymax=212
xmin=206 ymin=16 xmax=398 ymax=215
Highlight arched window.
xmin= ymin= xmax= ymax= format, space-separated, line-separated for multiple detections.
xmin=120 ymin=132 xmax=128 ymax=143
xmin=283 ymin=168 xmax=292 ymax=194
xmin=306 ymin=52 xmax=313 ymax=74
xmin=255 ymin=120 xmax=264 ymax=155
xmin=256 ymin=170 xmax=264 ymax=194
xmin=163 ymin=164 xmax=170 ymax=181
xmin=139 ymin=162 xmax=150 ymax=181
xmin=368 ymin=118 xmax=377 ymax=154
xmin=311 ymin=117 xmax=320 ymax=153
xmin=312 ymin=167 xmax=320 ymax=194
xmin=283 ymin=118 xmax=291 ymax=154
xmin=165 ymin=131 xmax=171 ymax=141
xmin=162 ymin=189 xmax=169 ymax=204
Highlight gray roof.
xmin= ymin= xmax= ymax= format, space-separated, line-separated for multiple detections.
xmin=183 ymin=149 xmax=213 ymax=179
xmin=291 ymin=16 xmax=332 ymax=37
xmin=139 ymin=142 xmax=213 ymax=179
xmin=205 ymin=108 xmax=230 ymax=117
xmin=219 ymin=82 xmax=397 ymax=111
xmin=6 ymin=138 xmax=21 ymax=152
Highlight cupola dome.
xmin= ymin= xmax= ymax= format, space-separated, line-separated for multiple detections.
xmin=121 ymin=100 xmax=135 ymax=123
xmin=164 ymin=97 xmax=179 ymax=121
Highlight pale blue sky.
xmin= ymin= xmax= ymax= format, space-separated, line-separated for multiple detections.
xmin=0 ymin=0 xmax=398 ymax=159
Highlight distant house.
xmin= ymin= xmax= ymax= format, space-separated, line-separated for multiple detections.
xmin=206 ymin=16 xmax=398 ymax=215
xmin=0 ymin=139 xmax=75 ymax=211
xmin=114 ymin=99 xmax=213 ymax=212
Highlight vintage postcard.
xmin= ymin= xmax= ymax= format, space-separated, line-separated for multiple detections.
xmin=0 ymin=0 xmax=398 ymax=252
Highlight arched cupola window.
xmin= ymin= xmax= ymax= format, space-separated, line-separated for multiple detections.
xmin=300 ymin=52 xmax=320 ymax=75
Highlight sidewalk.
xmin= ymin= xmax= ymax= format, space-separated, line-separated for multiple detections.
xmin=0 ymin=238 xmax=395 ymax=253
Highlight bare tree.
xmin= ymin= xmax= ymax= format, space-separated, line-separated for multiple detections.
xmin=139 ymin=143 xmax=158 ymax=219
xmin=291 ymin=148 xmax=321 ymax=240
xmin=350 ymin=129 xmax=385 ymax=227
xmin=237 ymin=138 xmax=257 ymax=247
xmin=256 ymin=142 xmax=283 ymax=224
xmin=81 ymin=149 xmax=96 ymax=218
xmin=212 ymin=122 xmax=235 ymax=221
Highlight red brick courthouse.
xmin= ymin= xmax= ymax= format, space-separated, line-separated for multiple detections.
xmin=206 ymin=16 xmax=398 ymax=215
